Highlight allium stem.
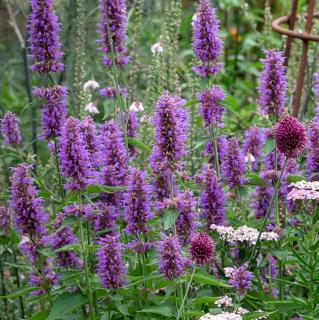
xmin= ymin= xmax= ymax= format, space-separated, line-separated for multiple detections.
xmin=249 ymin=158 xmax=288 ymax=265
xmin=176 ymin=267 xmax=196 ymax=320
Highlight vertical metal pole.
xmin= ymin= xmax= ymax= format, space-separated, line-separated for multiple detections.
xmin=284 ymin=0 xmax=299 ymax=67
xmin=292 ymin=0 xmax=315 ymax=117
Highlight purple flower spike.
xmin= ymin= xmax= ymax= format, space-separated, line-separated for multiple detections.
xmin=258 ymin=49 xmax=286 ymax=116
xmin=10 ymin=164 xmax=48 ymax=237
xmin=192 ymin=0 xmax=223 ymax=77
xmin=198 ymin=86 xmax=225 ymax=127
xmin=157 ymin=234 xmax=190 ymax=280
xmin=58 ymin=117 xmax=93 ymax=190
xmin=307 ymin=121 xmax=319 ymax=180
xmin=28 ymin=0 xmax=64 ymax=73
xmin=243 ymin=126 xmax=265 ymax=171
xmin=252 ymin=184 xmax=273 ymax=219
xmin=221 ymin=137 xmax=246 ymax=188
xmin=150 ymin=92 xmax=189 ymax=172
xmin=96 ymin=234 xmax=127 ymax=289
xmin=33 ymin=86 xmax=67 ymax=139
xmin=200 ymin=165 xmax=226 ymax=228
xmin=224 ymin=265 xmax=253 ymax=295
xmin=124 ymin=168 xmax=153 ymax=236
xmin=0 ymin=206 xmax=12 ymax=235
xmin=98 ymin=0 xmax=130 ymax=67
xmin=1 ymin=112 xmax=22 ymax=145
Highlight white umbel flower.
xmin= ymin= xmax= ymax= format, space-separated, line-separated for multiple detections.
xmin=83 ymin=80 xmax=100 ymax=92
xmin=215 ymin=296 xmax=233 ymax=308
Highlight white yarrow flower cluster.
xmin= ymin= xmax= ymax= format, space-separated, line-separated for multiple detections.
xmin=210 ymin=224 xmax=279 ymax=244
xmin=287 ymin=180 xmax=319 ymax=201
xmin=84 ymin=102 xmax=99 ymax=114
xmin=215 ymin=296 xmax=233 ymax=308
xmin=290 ymin=180 xmax=319 ymax=191
xmin=199 ymin=313 xmax=242 ymax=320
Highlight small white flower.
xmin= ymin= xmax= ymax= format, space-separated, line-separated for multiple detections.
xmin=245 ymin=153 xmax=255 ymax=164
xmin=84 ymin=102 xmax=99 ymax=114
xmin=236 ymin=307 xmax=248 ymax=315
xmin=140 ymin=115 xmax=149 ymax=123
xmin=129 ymin=101 xmax=144 ymax=112
xmin=192 ymin=13 xmax=198 ymax=27
xmin=151 ymin=42 xmax=164 ymax=55
xmin=215 ymin=296 xmax=233 ymax=308
xmin=83 ymin=80 xmax=100 ymax=92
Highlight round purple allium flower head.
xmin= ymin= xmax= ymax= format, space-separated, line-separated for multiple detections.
xmin=98 ymin=0 xmax=130 ymax=67
xmin=10 ymin=164 xmax=48 ymax=237
xmin=224 ymin=265 xmax=253 ymax=295
xmin=190 ymin=232 xmax=214 ymax=265
xmin=150 ymin=92 xmax=189 ymax=172
xmin=1 ymin=112 xmax=22 ymax=145
xmin=307 ymin=121 xmax=319 ymax=180
xmin=192 ymin=0 xmax=223 ymax=77
xmin=33 ymin=86 xmax=67 ymax=139
xmin=28 ymin=0 xmax=64 ymax=73
xmin=198 ymin=86 xmax=225 ymax=127
xmin=258 ymin=49 xmax=287 ymax=116
xmin=200 ymin=165 xmax=226 ymax=228
xmin=221 ymin=137 xmax=246 ymax=188
xmin=157 ymin=234 xmax=190 ymax=280
xmin=96 ymin=234 xmax=127 ymax=289
xmin=124 ymin=168 xmax=153 ymax=236
xmin=99 ymin=120 xmax=128 ymax=205
xmin=45 ymin=226 xmax=82 ymax=268
xmin=275 ymin=116 xmax=307 ymax=158
xmin=58 ymin=117 xmax=93 ymax=190
xmin=242 ymin=126 xmax=265 ymax=171
xmin=0 ymin=206 xmax=12 ymax=235
xmin=81 ymin=116 xmax=100 ymax=168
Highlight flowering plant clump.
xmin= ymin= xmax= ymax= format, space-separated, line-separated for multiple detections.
xmin=2 ymin=0 xmax=319 ymax=319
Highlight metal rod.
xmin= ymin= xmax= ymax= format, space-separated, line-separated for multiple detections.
xmin=292 ymin=0 xmax=315 ymax=117
xmin=283 ymin=0 xmax=299 ymax=67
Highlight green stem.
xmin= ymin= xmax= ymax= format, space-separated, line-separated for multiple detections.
xmin=248 ymin=158 xmax=288 ymax=265
xmin=13 ymin=250 xmax=25 ymax=318
xmin=176 ymin=267 xmax=196 ymax=320
xmin=54 ymin=140 xmax=65 ymax=201
xmin=212 ymin=126 xmax=220 ymax=178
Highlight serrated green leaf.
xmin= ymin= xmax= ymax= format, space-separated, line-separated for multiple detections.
xmin=47 ymin=293 xmax=87 ymax=320
xmin=55 ymin=244 xmax=80 ymax=253
xmin=138 ymin=305 xmax=173 ymax=317
xmin=163 ymin=209 xmax=179 ymax=230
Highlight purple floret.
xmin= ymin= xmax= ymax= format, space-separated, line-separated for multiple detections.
xmin=1 ymin=112 xmax=22 ymax=145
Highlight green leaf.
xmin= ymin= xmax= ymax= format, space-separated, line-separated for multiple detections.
xmin=184 ymin=99 xmax=199 ymax=107
xmin=87 ymin=184 xmax=127 ymax=194
xmin=263 ymin=138 xmax=275 ymax=154
xmin=193 ymin=272 xmax=231 ymax=288
xmin=116 ymin=304 xmax=130 ymax=316
xmin=127 ymin=137 xmax=152 ymax=154
xmin=163 ymin=209 xmax=179 ymax=230
xmin=266 ymin=300 xmax=302 ymax=313
xmin=47 ymin=293 xmax=87 ymax=320
xmin=55 ymin=244 xmax=80 ymax=253
xmin=30 ymin=310 xmax=50 ymax=320
xmin=193 ymin=296 xmax=219 ymax=307
xmin=38 ymin=247 xmax=56 ymax=258
xmin=243 ymin=312 xmax=275 ymax=320
xmin=245 ymin=173 xmax=265 ymax=186
xmin=137 ymin=306 xmax=173 ymax=317
xmin=0 ymin=286 xmax=39 ymax=299
xmin=286 ymin=175 xmax=307 ymax=183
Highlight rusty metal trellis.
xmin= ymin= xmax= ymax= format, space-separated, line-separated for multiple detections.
xmin=272 ymin=0 xmax=319 ymax=117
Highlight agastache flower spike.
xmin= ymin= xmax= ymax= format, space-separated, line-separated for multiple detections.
xmin=200 ymin=165 xmax=226 ymax=228
xmin=221 ymin=137 xmax=246 ymax=188
xmin=307 ymin=121 xmax=319 ymax=180
xmin=124 ymin=168 xmax=153 ymax=236
xmin=150 ymin=92 xmax=189 ymax=172
xmin=198 ymin=86 xmax=225 ymax=127
xmin=1 ymin=112 xmax=22 ymax=145
xmin=96 ymin=234 xmax=127 ymax=289
xmin=224 ymin=265 xmax=253 ymax=295
xmin=58 ymin=117 xmax=93 ymax=190
xmin=192 ymin=0 xmax=223 ymax=77
xmin=28 ymin=0 xmax=64 ymax=73
xmin=98 ymin=0 xmax=130 ymax=67
xmin=258 ymin=49 xmax=286 ymax=116
xmin=33 ymin=86 xmax=67 ymax=139
xmin=157 ymin=234 xmax=190 ymax=280
xmin=10 ymin=164 xmax=48 ymax=237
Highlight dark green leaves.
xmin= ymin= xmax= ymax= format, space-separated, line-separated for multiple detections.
xmin=163 ymin=209 xmax=179 ymax=230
